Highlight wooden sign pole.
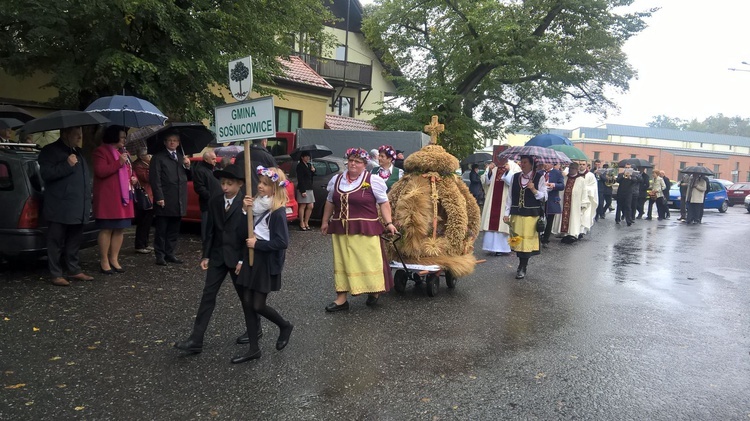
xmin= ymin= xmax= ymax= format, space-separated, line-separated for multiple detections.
xmin=244 ymin=140 xmax=254 ymax=266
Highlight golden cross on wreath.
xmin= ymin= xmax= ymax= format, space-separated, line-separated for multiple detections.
xmin=424 ymin=115 xmax=445 ymax=144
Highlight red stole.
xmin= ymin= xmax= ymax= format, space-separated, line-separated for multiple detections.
xmin=487 ymin=169 xmax=506 ymax=231
xmin=560 ymin=174 xmax=580 ymax=233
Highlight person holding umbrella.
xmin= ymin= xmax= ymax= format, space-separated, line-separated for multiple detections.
xmin=502 ymin=155 xmax=548 ymax=279
xmin=686 ymin=174 xmax=708 ymax=225
xmin=296 ymin=151 xmax=316 ymax=231
xmin=38 ymin=126 xmax=95 ymax=286
xmin=149 ymin=129 xmax=191 ymax=265
xmin=92 ymin=125 xmax=136 ymax=274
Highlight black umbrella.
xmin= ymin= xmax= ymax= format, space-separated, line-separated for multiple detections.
xmin=460 ymin=152 xmax=492 ymax=165
xmin=0 ymin=118 xmax=25 ymax=130
xmin=290 ymin=144 xmax=332 ymax=161
xmin=618 ymin=158 xmax=653 ymax=169
xmin=0 ymin=105 xmax=36 ymax=122
xmin=129 ymin=122 xmax=215 ymax=156
xmin=679 ymin=165 xmax=714 ymax=175
xmin=22 ymin=110 xmax=110 ymax=134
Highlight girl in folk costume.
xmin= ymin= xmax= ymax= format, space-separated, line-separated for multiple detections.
xmin=371 ymin=144 xmax=404 ymax=191
xmin=232 ymin=166 xmax=293 ymax=364
xmin=480 ymin=158 xmax=521 ymax=256
xmin=502 ymin=155 xmax=548 ymax=279
xmin=322 ymin=148 xmax=398 ymax=312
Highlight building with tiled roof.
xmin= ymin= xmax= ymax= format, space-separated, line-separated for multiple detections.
xmin=275 ymin=56 xmax=334 ymax=93
xmin=324 ymin=114 xmax=375 ymax=131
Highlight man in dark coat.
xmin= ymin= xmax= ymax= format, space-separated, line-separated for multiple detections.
xmin=634 ymin=167 xmax=650 ymax=219
xmin=38 ymin=126 xmax=94 ymax=286
xmin=233 ymin=138 xmax=277 ymax=196
xmin=192 ymin=150 xmax=221 ymax=242
xmin=541 ymin=163 xmax=564 ymax=245
xmin=150 ymin=130 xmax=191 ymax=265
xmin=615 ymin=164 xmax=637 ymax=226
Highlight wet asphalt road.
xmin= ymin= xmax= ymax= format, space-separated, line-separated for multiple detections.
xmin=1 ymin=205 xmax=749 ymax=420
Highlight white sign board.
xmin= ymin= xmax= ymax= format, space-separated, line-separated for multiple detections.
xmin=215 ymin=96 xmax=275 ymax=143
xmin=229 ymin=56 xmax=252 ymax=101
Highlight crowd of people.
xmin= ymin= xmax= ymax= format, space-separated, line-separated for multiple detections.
xmin=475 ymin=156 xmax=712 ymax=278
xmin=34 ymin=125 xmax=717 ymax=363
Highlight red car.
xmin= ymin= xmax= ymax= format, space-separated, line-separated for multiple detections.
xmin=184 ymin=157 xmax=298 ymax=223
xmin=727 ymin=183 xmax=750 ymax=206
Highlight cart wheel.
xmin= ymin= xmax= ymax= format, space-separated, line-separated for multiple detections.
xmin=445 ymin=271 xmax=457 ymax=289
xmin=426 ymin=273 xmax=439 ymax=297
xmin=394 ymin=270 xmax=407 ymax=293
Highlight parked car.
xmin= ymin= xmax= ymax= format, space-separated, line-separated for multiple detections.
xmin=280 ymin=155 xmax=345 ymax=222
xmin=726 ymin=183 xmax=750 ymax=206
xmin=667 ymin=179 xmax=729 ymax=213
xmin=711 ymin=178 xmax=734 ymax=190
xmin=184 ymin=156 xmax=298 ymax=223
xmin=0 ymin=146 xmax=98 ymax=259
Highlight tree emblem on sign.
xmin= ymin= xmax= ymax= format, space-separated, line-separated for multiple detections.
xmin=231 ymin=61 xmax=250 ymax=99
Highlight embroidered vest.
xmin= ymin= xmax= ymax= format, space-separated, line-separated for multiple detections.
xmin=510 ymin=172 xmax=544 ymax=217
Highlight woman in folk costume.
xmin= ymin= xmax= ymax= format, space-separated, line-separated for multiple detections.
xmin=502 ymin=155 xmax=548 ymax=279
xmin=371 ymin=144 xmax=404 ymax=191
xmin=480 ymin=158 xmax=521 ymax=256
xmin=321 ymin=148 xmax=398 ymax=312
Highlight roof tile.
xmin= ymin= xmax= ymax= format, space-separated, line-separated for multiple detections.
xmin=276 ymin=56 xmax=333 ymax=90
xmin=324 ymin=114 xmax=376 ymax=131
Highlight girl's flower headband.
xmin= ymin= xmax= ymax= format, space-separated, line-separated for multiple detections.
xmin=378 ymin=144 xmax=397 ymax=161
xmin=256 ymin=165 xmax=289 ymax=187
xmin=345 ymin=148 xmax=369 ymax=161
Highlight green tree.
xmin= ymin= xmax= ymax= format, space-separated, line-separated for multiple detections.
xmin=647 ymin=115 xmax=685 ymax=130
xmin=647 ymin=114 xmax=750 ymax=137
xmin=362 ymin=0 xmax=654 ymax=157
xmin=0 ymin=0 xmax=334 ymax=121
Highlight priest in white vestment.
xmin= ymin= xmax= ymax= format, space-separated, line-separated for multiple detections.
xmin=579 ymin=161 xmax=599 ymax=235
xmin=480 ymin=159 xmax=521 ymax=255
xmin=553 ymin=162 xmax=590 ymax=243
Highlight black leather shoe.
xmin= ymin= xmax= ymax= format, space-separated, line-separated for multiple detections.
xmin=100 ymin=265 xmax=114 ymax=275
xmin=365 ymin=295 xmax=379 ymax=306
xmin=174 ymin=339 xmax=203 ymax=354
xmin=276 ymin=324 xmax=294 ymax=351
xmin=325 ymin=301 xmax=349 ymax=312
xmin=110 ymin=265 xmax=126 ymax=273
xmin=155 ymin=258 xmax=167 ymax=266
xmin=236 ymin=330 xmax=263 ymax=344
xmin=165 ymin=256 xmax=184 ymax=264
xmin=231 ymin=349 xmax=261 ymax=364
xmin=515 ymin=267 xmax=526 ymax=279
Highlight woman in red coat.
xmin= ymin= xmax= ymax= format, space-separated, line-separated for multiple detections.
xmin=92 ymin=125 xmax=136 ymax=274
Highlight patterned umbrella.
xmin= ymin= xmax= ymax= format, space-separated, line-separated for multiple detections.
xmin=497 ymin=145 xmax=569 ymax=164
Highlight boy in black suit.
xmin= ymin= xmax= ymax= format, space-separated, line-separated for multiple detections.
xmin=174 ymin=164 xmax=255 ymax=353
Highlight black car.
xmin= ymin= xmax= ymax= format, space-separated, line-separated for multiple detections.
xmin=279 ymin=155 xmax=345 ymax=222
xmin=0 ymin=144 xmax=98 ymax=259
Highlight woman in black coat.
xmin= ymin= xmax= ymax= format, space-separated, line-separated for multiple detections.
xmin=295 ymin=151 xmax=315 ymax=230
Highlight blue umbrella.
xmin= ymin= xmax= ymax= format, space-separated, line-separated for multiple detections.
xmin=524 ymin=133 xmax=573 ymax=147
xmin=84 ymin=95 xmax=167 ymax=128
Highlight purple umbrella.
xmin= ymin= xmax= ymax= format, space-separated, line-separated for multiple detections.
xmin=498 ymin=145 xmax=569 ymax=165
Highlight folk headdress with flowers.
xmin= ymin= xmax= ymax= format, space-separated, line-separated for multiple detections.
xmin=345 ymin=147 xmax=369 ymax=161
xmin=256 ymin=165 xmax=289 ymax=187
xmin=378 ymin=144 xmax=397 ymax=161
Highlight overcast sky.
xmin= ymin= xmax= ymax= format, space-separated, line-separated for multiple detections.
xmin=359 ymin=0 xmax=750 ymax=129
